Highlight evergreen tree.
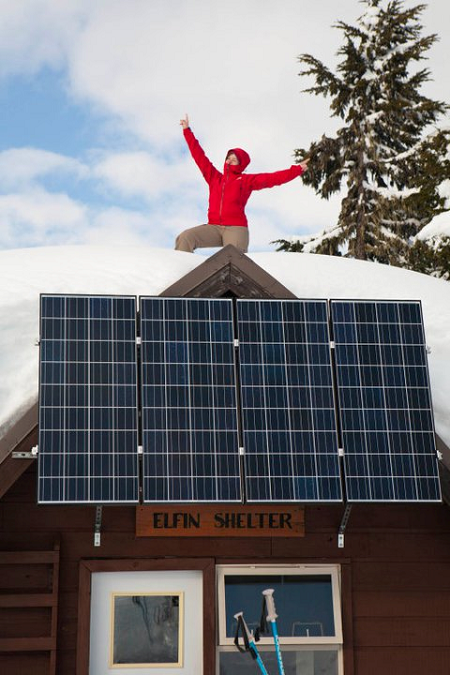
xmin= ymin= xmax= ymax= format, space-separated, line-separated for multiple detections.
xmin=406 ymin=235 xmax=450 ymax=279
xmin=406 ymin=145 xmax=450 ymax=279
xmin=404 ymin=127 xmax=450 ymax=278
xmin=287 ymin=0 xmax=448 ymax=263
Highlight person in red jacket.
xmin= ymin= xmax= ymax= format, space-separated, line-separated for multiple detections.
xmin=175 ymin=114 xmax=309 ymax=253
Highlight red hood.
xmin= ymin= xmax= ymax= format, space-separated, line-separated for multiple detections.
xmin=224 ymin=147 xmax=251 ymax=174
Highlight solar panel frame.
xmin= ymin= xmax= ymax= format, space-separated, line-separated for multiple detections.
xmin=330 ymin=299 xmax=441 ymax=503
xmin=38 ymin=294 xmax=139 ymax=504
xmin=236 ymin=299 xmax=343 ymax=503
xmin=140 ymin=297 xmax=242 ymax=503
xmin=37 ymin=292 xmax=441 ymax=508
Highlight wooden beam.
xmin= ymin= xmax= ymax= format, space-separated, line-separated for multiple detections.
xmin=0 ymin=636 xmax=55 ymax=652
xmin=0 ymin=594 xmax=56 ymax=608
xmin=0 ymin=550 xmax=59 ymax=564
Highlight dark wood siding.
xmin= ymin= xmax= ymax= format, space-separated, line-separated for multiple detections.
xmin=1 ymin=464 xmax=450 ymax=675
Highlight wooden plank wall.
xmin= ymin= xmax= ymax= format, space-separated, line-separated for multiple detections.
xmin=1 ymin=463 xmax=450 ymax=675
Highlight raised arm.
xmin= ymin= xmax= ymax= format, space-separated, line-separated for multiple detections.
xmin=180 ymin=114 xmax=220 ymax=184
xmin=249 ymin=158 xmax=309 ymax=190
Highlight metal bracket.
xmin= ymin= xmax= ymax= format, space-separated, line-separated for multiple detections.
xmin=338 ymin=504 xmax=353 ymax=549
xmin=94 ymin=506 xmax=103 ymax=547
xmin=12 ymin=445 xmax=38 ymax=460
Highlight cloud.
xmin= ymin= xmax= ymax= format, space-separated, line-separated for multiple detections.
xmin=65 ymin=0 xmax=322 ymax=154
xmin=0 ymin=0 xmax=90 ymax=79
xmin=84 ymin=206 xmax=154 ymax=246
xmin=249 ymin=182 xmax=343 ymax=246
xmin=0 ymin=185 xmax=182 ymax=251
xmin=0 ymin=189 xmax=88 ymax=248
xmin=0 ymin=148 xmax=88 ymax=189
xmin=0 ymin=144 xmax=205 ymax=250
xmin=93 ymin=151 xmax=194 ymax=200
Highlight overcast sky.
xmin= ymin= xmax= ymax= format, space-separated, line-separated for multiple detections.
xmin=1 ymin=0 xmax=449 ymax=253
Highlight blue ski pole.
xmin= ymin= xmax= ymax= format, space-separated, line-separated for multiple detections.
xmin=234 ymin=611 xmax=271 ymax=675
xmin=262 ymin=589 xmax=285 ymax=675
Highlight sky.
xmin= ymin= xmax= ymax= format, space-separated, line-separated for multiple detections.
xmin=0 ymin=0 xmax=449 ymax=254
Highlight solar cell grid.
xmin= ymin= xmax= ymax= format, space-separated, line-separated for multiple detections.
xmin=237 ymin=299 xmax=342 ymax=502
xmin=140 ymin=297 xmax=241 ymax=503
xmin=331 ymin=300 xmax=441 ymax=502
xmin=38 ymin=295 xmax=139 ymax=504
xmin=37 ymin=294 xmax=441 ymax=506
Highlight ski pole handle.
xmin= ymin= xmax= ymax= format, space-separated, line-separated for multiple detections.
xmin=234 ymin=612 xmax=271 ymax=675
xmin=234 ymin=612 xmax=253 ymax=642
xmin=262 ymin=588 xmax=278 ymax=621
xmin=262 ymin=590 xmax=285 ymax=675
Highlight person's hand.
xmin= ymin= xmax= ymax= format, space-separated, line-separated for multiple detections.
xmin=180 ymin=114 xmax=189 ymax=129
xmin=299 ymin=157 xmax=310 ymax=172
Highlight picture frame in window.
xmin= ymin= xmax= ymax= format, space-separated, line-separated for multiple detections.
xmin=110 ymin=591 xmax=184 ymax=668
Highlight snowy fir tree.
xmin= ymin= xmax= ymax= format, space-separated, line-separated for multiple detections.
xmin=276 ymin=0 xmax=449 ymax=268
xmin=406 ymin=129 xmax=450 ymax=278
xmin=407 ymin=146 xmax=450 ymax=280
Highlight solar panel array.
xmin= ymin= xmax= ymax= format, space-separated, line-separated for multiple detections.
xmin=331 ymin=300 xmax=441 ymax=502
xmin=38 ymin=295 xmax=139 ymax=504
xmin=237 ymin=300 xmax=341 ymax=502
xmin=140 ymin=298 xmax=241 ymax=502
xmin=37 ymin=294 xmax=441 ymax=505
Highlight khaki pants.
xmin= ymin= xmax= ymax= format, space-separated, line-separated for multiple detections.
xmin=175 ymin=224 xmax=249 ymax=253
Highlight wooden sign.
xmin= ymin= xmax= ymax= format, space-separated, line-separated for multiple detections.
xmin=136 ymin=505 xmax=304 ymax=538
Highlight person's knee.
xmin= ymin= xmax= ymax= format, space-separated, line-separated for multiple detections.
xmin=175 ymin=230 xmax=195 ymax=252
xmin=224 ymin=229 xmax=249 ymax=253
xmin=236 ymin=237 xmax=249 ymax=253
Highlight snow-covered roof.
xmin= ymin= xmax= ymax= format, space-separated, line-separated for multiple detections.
xmin=1 ymin=245 xmax=449 ymax=455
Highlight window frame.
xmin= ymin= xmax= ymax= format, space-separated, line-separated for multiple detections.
xmin=216 ymin=564 xmax=343 ymax=647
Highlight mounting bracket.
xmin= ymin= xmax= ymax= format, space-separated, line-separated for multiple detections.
xmin=12 ymin=445 xmax=38 ymax=460
xmin=338 ymin=503 xmax=353 ymax=549
xmin=94 ymin=505 xmax=103 ymax=547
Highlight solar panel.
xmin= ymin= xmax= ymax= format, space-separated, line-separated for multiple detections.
xmin=140 ymin=298 xmax=241 ymax=502
xmin=331 ymin=300 xmax=441 ymax=502
xmin=237 ymin=300 xmax=342 ymax=502
xmin=38 ymin=295 xmax=139 ymax=504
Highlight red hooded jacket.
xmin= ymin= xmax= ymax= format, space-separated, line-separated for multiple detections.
xmin=183 ymin=127 xmax=304 ymax=227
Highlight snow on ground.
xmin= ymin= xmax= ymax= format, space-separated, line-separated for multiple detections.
xmin=0 ymin=245 xmax=449 ymax=455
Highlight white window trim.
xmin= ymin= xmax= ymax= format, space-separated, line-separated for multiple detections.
xmin=216 ymin=643 xmax=344 ymax=675
xmin=216 ymin=564 xmax=343 ymax=647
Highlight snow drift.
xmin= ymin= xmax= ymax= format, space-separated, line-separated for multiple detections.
xmin=0 ymin=245 xmax=449 ymax=454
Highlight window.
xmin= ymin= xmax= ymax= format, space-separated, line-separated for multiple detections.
xmin=217 ymin=565 xmax=343 ymax=675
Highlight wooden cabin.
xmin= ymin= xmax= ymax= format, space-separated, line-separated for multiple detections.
xmin=1 ymin=245 xmax=449 ymax=675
